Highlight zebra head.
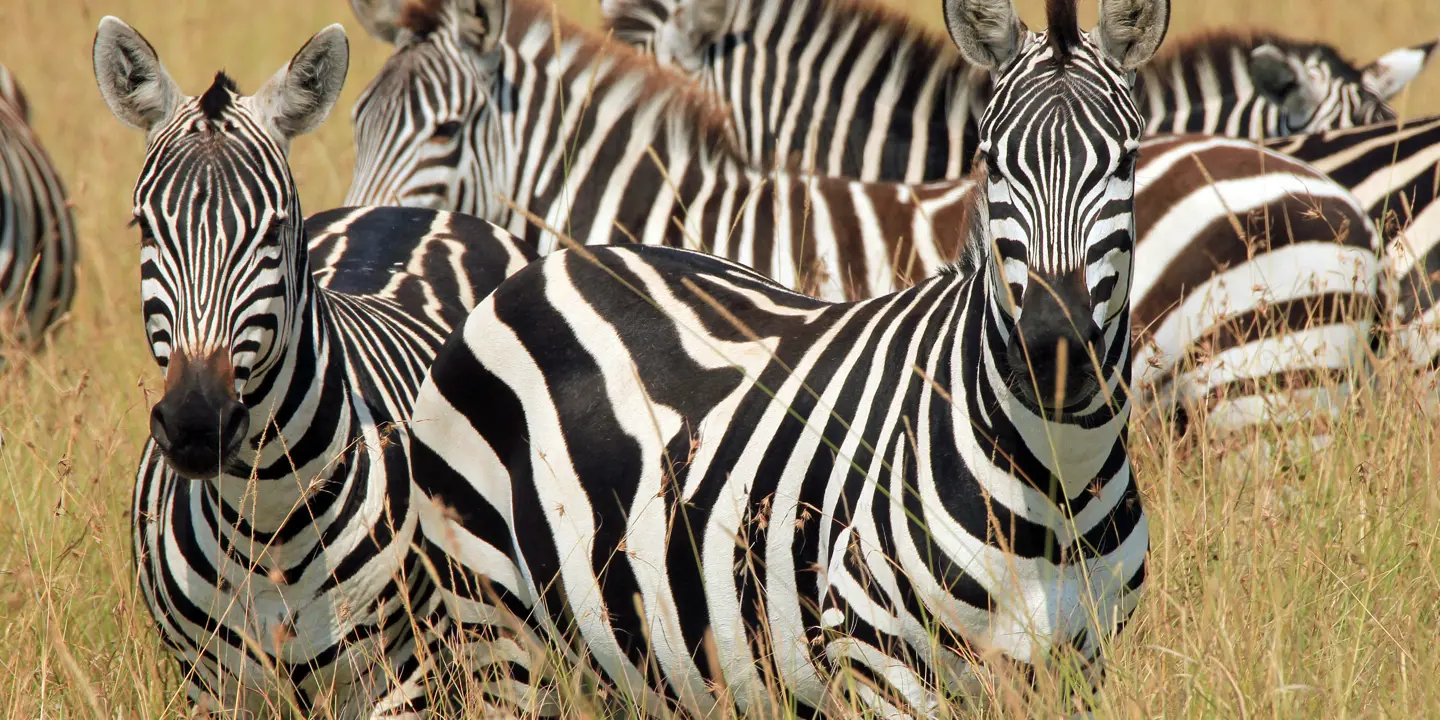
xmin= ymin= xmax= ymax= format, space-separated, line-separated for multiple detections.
xmin=1249 ymin=38 xmax=1438 ymax=133
xmin=346 ymin=0 xmax=506 ymax=211
xmin=947 ymin=0 xmax=1165 ymax=413
xmin=93 ymin=18 xmax=349 ymax=480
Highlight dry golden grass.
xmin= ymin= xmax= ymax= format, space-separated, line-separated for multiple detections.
xmin=0 ymin=0 xmax=1438 ymax=717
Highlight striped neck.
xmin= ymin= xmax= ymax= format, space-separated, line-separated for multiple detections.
xmin=207 ymin=260 xmax=366 ymax=536
xmin=968 ymin=257 xmax=1132 ymax=497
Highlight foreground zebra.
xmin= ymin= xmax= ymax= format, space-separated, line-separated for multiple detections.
xmin=0 ymin=63 xmax=78 ymax=358
xmin=603 ymin=0 xmax=1436 ymax=182
xmin=345 ymin=0 xmax=1378 ymax=440
xmin=408 ymin=0 xmax=1164 ymax=714
xmin=93 ymin=19 xmax=535 ymax=716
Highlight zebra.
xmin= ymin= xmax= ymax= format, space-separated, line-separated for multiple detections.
xmin=344 ymin=0 xmax=1378 ymax=441
xmin=0 ymin=62 xmax=78 ymax=359
xmin=405 ymin=0 xmax=1165 ymax=714
xmin=601 ymin=0 xmax=1437 ymax=182
xmin=345 ymin=0 xmax=985 ymax=303
xmin=93 ymin=18 xmax=536 ymax=717
xmin=1265 ymin=115 xmax=1440 ymax=393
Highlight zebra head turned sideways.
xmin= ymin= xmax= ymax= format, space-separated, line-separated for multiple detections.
xmin=94 ymin=21 xmax=350 ymax=481
xmin=407 ymin=0 xmax=1165 ymax=714
xmin=346 ymin=0 xmax=505 ymax=212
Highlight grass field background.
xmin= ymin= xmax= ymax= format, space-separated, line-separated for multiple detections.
xmin=1 ymin=0 xmax=1439 ymax=716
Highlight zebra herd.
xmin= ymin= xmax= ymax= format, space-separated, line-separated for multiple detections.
xmin=0 ymin=0 xmax=1422 ymax=714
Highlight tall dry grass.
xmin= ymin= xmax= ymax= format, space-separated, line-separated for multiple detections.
xmin=0 ymin=0 xmax=1437 ymax=717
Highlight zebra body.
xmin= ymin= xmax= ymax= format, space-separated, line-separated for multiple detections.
xmin=1267 ymin=115 xmax=1440 ymax=377
xmin=408 ymin=0 xmax=1165 ymax=714
xmin=0 ymin=63 xmax=78 ymax=354
xmin=345 ymin=0 xmax=1378 ymax=438
xmin=602 ymin=0 xmax=1436 ymax=182
xmin=94 ymin=20 xmax=536 ymax=716
xmin=1130 ymin=136 xmax=1377 ymax=435
xmin=346 ymin=0 xmax=989 ymax=302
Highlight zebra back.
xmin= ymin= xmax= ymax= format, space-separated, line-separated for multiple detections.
xmin=1266 ymin=114 xmax=1440 ymax=376
xmin=0 ymin=63 xmax=78 ymax=354
xmin=601 ymin=0 xmax=1437 ymax=182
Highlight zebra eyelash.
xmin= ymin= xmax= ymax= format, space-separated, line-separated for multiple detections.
xmin=129 ymin=216 xmax=157 ymax=247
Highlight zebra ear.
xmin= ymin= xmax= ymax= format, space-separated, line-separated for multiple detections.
xmin=1250 ymin=45 xmax=1319 ymax=122
xmin=1091 ymin=0 xmax=1169 ymax=69
xmin=93 ymin=16 xmax=183 ymax=132
xmin=455 ymin=0 xmax=507 ymax=55
xmin=0 ymin=66 xmax=31 ymax=125
xmin=1361 ymin=39 xmax=1439 ymax=100
xmin=671 ymin=0 xmax=729 ymax=47
xmin=350 ymin=0 xmax=406 ymax=45
xmin=251 ymin=24 xmax=350 ymax=142
xmin=944 ymin=0 xmax=1026 ymax=71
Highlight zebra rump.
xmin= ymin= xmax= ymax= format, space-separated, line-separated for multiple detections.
xmin=0 ymin=63 xmax=78 ymax=358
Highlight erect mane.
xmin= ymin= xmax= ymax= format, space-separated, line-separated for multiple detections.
xmin=1046 ymin=0 xmax=1081 ymax=58
xmin=506 ymin=0 xmax=744 ymax=156
xmin=1151 ymin=29 xmax=1367 ymax=82
xmin=199 ymin=71 xmax=239 ymax=121
xmin=603 ymin=0 xmax=966 ymax=71
xmin=398 ymin=0 xmax=448 ymax=36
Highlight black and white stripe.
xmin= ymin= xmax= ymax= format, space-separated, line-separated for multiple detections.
xmin=345 ymin=0 xmax=983 ymax=302
xmin=408 ymin=0 xmax=1164 ymax=714
xmin=94 ymin=19 xmax=536 ymax=717
xmin=1267 ymin=115 xmax=1440 ymax=382
xmin=602 ymin=0 xmax=1436 ymax=182
xmin=0 ymin=63 xmax=78 ymax=357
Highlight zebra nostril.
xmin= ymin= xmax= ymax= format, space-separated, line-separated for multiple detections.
xmin=149 ymin=404 xmax=173 ymax=452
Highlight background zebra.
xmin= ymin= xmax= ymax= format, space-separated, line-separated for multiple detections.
xmin=406 ymin=0 xmax=1164 ymax=714
xmin=1266 ymin=115 xmax=1440 ymax=395
xmin=344 ymin=0 xmax=1378 ymax=442
xmin=0 ymin=62 xmax=78 ymax=361
xmin=93 ymin=18 xmax=536 ymax=716
xmin=601 ymin=0 xmax=1437 ymax=182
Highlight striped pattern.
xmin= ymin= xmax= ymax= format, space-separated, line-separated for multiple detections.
xmin=1267 ymin=115 xmax=1440 ymax=379
xmin=95 ymin=18 xmax=536 ymax=717
xmin=602 ymin=0 xmax=1434 ymax=182
xmin=407 ymin=0 xmax=1162 ymax=714
xmin=346 ymin=0 xmax=975 ymax=302
xmin=1130 ymin=136 xmax=1377 ymax=437
xmin=0 ymin=63 xmax=78 ymax=356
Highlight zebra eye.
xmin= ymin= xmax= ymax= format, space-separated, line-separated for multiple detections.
xmin=258 ymin=224 xmax=284 ymax=248
xmin=986 ymin=153 xmax=1003 ymax=183
xmin=131 ymin=217 xmax=157 ymax=248
xmin=431 ymin=121 xmax=462 ymax=140
xmin=1116 ymin=149 xmax=1139 ymax=181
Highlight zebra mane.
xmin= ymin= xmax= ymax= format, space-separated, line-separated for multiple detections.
xmin=1046 ymin=0 xmax=1081 ymax=58
xmin=512 ymin=0 xmax=743 ymax=157
xmin=603 ymin=0 xmax=965 ymax=73
xmin=199 ymin=71 xmax=238 ymax=121
xmin=1153 ymin=30 xmax=1367 ymax=83
xmin=940 ymin=165 xmax=988 ymax=278
xmin=397 ymin=0 xmax=448 ymax=36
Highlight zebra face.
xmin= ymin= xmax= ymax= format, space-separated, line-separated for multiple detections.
xmin=1250 ymin=44 xmax=1399 ymax=133
xmin=95 ymin=18 xmax=350 ymax=479
xmin=347 ymin=0 xmax=505 ymax=212
xmin=948 ymin=0 xmax=1164 ymax=412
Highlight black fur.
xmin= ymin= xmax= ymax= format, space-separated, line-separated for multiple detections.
xmin=198 ymin=71 xmax=238 ymax=121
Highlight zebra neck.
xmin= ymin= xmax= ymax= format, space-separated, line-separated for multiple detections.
xmin=968 ymin=266 xmax=1131 ymax=499
xmin=212 ymin=283 xmax=369 ymax=536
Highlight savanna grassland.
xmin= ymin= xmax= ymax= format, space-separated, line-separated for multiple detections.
xmin=2 ymin=0 xmax=1439 ymax=716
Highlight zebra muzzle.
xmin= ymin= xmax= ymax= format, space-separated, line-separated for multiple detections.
xmin=150 ymin=350 xmax=249 ymax=480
